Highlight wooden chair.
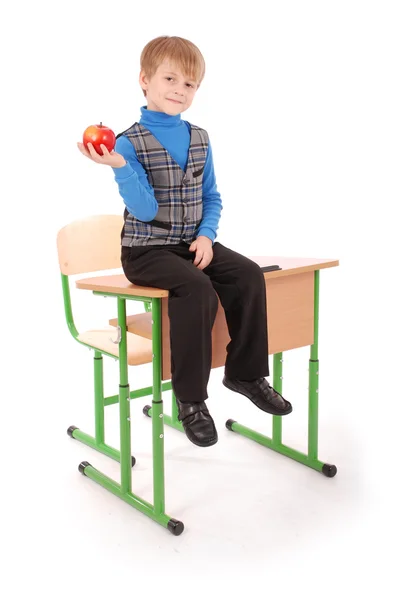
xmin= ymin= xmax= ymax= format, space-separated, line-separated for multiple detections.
xmin=57 ymin=214 xmax=339 ymax=536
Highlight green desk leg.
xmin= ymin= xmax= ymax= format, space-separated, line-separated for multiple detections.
xmin=144 ymin=388 xmax=184 ymax=432
xmin=225 ymin=270 xmax=337 ymax=477
xmin=77 ymin=296 xmax=184 ymax=535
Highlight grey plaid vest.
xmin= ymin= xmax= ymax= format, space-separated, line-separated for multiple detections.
xmin=119 ymin=122 xmax=209 ymax=246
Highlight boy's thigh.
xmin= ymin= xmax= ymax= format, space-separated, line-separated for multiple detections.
xmin=121 ymin=244 xmax=212 ymax=291
xmin=206 ymin=242 xmax=263 ymax=282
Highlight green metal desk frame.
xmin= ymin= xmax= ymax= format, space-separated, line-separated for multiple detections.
xmin=61 ymin=268 xmax=336 ymax=537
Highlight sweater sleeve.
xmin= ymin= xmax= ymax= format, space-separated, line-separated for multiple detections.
xmin=196 ymin=142 xmax=223 ymax=243
xmin=111 ymin=135 xmax=158 ymax=221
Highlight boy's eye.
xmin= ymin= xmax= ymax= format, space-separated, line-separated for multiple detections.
xmin=165 ymin=77 xmax=194 ymax=88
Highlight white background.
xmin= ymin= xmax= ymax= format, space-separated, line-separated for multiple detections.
xmin=1 ymin=0 xmax=400 ymax=597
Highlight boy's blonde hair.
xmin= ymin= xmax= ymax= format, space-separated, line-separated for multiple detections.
xmin=140 ymin=36 xmax=206 ymax=97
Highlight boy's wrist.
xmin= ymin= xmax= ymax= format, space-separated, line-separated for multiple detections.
xmin=197 ymin=234 xmax=213 ymax=245
xmin=114 ymin=159 xmax=127 ymax=168
xmin=197 ymin=230 xmax=215 ymax=244
xmin=112 ymin=162 xmax=134 ymax=179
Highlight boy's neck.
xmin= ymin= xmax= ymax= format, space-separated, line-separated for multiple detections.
xmin=140 ymin=105 xmax=182 ymax=127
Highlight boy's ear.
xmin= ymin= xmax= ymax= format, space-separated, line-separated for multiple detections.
xmin=139 ymin=70 xmax=149 ymax=93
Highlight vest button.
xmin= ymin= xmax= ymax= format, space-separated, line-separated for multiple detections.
xmin=182 ymin=177 xmax=189 ymax=185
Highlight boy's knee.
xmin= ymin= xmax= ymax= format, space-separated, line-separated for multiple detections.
xmin=240 ymin=260 xmax=266 ymax=288
xmin=190 ymin=277 xmax=218 ymax=305
xmin=244 ymin=258 xmax=263 ymax=276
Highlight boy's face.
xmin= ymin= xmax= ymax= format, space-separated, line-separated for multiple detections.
xmin=139 ymin=60 xmax=199 ymax=115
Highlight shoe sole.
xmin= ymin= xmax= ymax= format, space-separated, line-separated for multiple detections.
xmin=186 ymin=433 xmax=218 ymax=447
xmin=176 ymin=399 xmax=218 ymax=447
xmin=181 ymin=425 xmax=218 ymax=447
xmin=178 ymin=415 xmax=218 ymax=447
xmin=222 ymin=377 xmax=293 ymax=416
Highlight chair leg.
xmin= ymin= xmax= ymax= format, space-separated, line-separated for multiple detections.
xmin=67 ymin=350 xmax=136 ymax=467
xmin=94 ymin=351 xmax=105 ymax=445
xmin=76 ymin=297 xmax=184 ymax=535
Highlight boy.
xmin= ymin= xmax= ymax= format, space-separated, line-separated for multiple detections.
xmin=77 ymin=35 xmax=292 ymax=448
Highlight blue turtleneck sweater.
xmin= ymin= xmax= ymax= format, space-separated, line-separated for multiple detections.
xmin=111 ymin=106 xmax=222 ymax=243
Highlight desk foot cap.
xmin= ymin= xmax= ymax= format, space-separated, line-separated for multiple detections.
xmin=78 ymin=461 xmax=91 ymax=475
xmin=67 ymin=425 xmax=79 ymax=438
xmin=167 ymin=519 xmax=184 ymax=536
xmin=322 ymin=463 xmax=337 ymax=478
xmin=225 ymin=419 xmax=237 ymax=431
xmin=143 ymin=405 xmax=151 ymax=417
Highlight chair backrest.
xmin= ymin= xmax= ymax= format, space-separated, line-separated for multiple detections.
xmin=57 ymin=214 xmax=124 ymax=275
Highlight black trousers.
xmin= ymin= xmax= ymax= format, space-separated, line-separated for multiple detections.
xmin=121 ymin=241 xmax=269 ymax=403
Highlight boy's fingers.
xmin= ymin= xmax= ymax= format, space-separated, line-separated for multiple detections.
xmin=198 ymin=253 xmax=212 ymax=270
xmin=197 ymin=254 xmax=208 ymax=270
xmin=199 ymin=251 xmax=212 ymax=269
xmin=194 ymin=250 xmax=203 ymax=266
xmin=77 ymin=141 xmax=116 ymax=165
xmin=77 ymin=142 xmax=92 ymax=159
xmin=87 ymin=143 xmax=101 ymax=160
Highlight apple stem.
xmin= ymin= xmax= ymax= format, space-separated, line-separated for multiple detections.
xmin=100 ymin=121 xmax=102 ymax=127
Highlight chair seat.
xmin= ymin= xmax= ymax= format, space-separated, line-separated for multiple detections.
xmin=78 ymin=327 xmax=153 ymax=366
xmin=109 ymin=313 xmax=152 ymax=339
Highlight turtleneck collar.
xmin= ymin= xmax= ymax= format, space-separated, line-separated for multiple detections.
xmin=139 ymin=105 xmax=182 ymax=128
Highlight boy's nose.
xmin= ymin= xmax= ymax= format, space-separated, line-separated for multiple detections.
xmin=174 ymin=85 xmax=186 ymax=96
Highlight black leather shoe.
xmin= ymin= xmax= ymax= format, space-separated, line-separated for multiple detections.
xmin=222 ymin=376 xmax=293 ymax=416
xmin=176 ymin=398 xmax=218 ymax=447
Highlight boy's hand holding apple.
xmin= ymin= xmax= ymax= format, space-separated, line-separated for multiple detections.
xmin=77 ymin=122 xmax=126 ymax=168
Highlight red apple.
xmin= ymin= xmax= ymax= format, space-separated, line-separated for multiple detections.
xmin=83 ymin=122 xmax=116 ymax=155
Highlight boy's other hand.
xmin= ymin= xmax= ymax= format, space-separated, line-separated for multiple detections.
xmin=189 ymin=236 xmax=213 ymax=270
xmin=77 ymin=142 xmax=126 ymax=168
